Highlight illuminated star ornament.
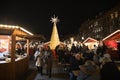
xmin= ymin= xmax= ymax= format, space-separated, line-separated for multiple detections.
xmin=50 ymin=15 xmax=59 ymax=24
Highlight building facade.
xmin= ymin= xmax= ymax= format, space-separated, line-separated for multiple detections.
xmin=77 ymin=4 xmax=120 ymax=41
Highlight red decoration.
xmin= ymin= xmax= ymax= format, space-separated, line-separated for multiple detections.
xmin=105 ymin=40 xmax=117 ymax=49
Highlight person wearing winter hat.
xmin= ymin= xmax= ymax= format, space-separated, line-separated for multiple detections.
xmin=77 ymin=60 xmax=100 ymax=80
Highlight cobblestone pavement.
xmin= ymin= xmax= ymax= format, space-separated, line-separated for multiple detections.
xmin=29 ymin=58 xmax=69 ymax=80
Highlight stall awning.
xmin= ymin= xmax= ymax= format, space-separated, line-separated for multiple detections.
xmin=83 ymin=37 xmax=98 ymax=43
xmin=103 ymin=29 xmax=120 ymax=42
xmin=0 ymin=24 xmax=47 ymax=41
xmin=0 ymin=24 xmax=33 ymax=36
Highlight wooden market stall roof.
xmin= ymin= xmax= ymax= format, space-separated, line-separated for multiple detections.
xmin=83 ymin=37 xmax=98 ymax=43
xmin=102 ymin=29 xmax=120 ymax=42
xmin=23 ymin=34 xmax=46 ymax=41
xmin=0 ymin=24 xmax=33 ymax=36
xmin=0 ymin=24 xmax=46 ymax=41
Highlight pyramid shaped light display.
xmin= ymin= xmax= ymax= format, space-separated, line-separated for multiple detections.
xmin=49 ymin=15 xmax=60 ymax=50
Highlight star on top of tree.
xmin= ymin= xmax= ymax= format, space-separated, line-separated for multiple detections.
xmin=50 ymin=15 xmax=59 ymax=24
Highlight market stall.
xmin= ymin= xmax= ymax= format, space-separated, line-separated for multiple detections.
xmin=83 ymin=37 xmax=98 ymax=50
xmin=102 ymin=29 xmax=120 ymax=60
xmin=0 ymin=24 xmax=33 ymax=80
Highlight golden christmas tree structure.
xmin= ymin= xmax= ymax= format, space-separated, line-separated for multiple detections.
xmin=49 ymin=15 xmax=60 ymax=50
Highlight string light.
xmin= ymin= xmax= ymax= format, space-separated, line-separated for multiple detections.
xmin=0 ymin=24 xmax=33 ymax=35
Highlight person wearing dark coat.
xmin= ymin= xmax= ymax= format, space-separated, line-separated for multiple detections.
xmin=45 ymin=53 xmax=53 ymax=78
xmin=69 ymin=53 xmax=85 ymax=80
xmin=100 ymin=56 xmax=120 ymax=80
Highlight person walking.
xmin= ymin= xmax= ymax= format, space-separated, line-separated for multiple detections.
xmin=35 ymin=51 xmax=44 ymax=75
xmin=44 ymin=46 xmax=53 ymax=78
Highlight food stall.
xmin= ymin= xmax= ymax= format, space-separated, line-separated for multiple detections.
xmin=83 ymin=37 xmax=98 ymax=50
xmin=0 ymin=24 xmax=33 ymax=80
xmin=102 ymin=29 xmax=120 ymax=60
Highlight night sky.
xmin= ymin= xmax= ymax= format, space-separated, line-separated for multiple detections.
xmin=0 ymin=0 xmax=119 ymax=41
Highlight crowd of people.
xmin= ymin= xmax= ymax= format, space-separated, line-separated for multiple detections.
xmin=32 ymin=41 xmax=120 ymax=80
xmin=54 ymin=41 xmax=120 ymax=80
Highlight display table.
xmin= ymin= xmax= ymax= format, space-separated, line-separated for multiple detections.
xmin=0 ymin=55 xmax=29 ymax=80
